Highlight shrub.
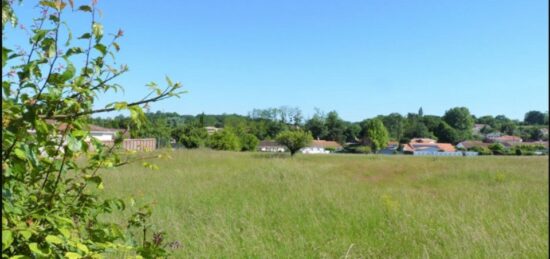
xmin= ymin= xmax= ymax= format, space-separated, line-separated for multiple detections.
xmin=175 ymin=124 xmax=208 ymax=148
xmin=488 ymin=143 xmax=506 ymax=155
xmin=355 ymin=146 xmax=372 ymax=154
xmin=468 ymin=146 xmax=492 ymax=155
xmin=207 ymin=130 xmax=241 ymax=151
xmin=2 ymin=2 xmax=183 ymax=257
xmin=239 ymin=133 xmax=259 ymax=151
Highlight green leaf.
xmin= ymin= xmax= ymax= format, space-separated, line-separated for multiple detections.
xmin=32 ymin=30 xmax=48 ymax=43
xmin=65 ymin=252 xmax=82 ymax=259
xmin=67 ymin=135 xmax=82 ymax=152
xmin=78 ymin=5 xmax=92 ymax=12
xmin=45 ymin=235 xmax=63 ymax=244
xmin=78 ymin=33 xmax=91 ymax=39
xmin=58 ymin=228 xmax=70 ymax=238
xmin=39 ymin=1 xmax=58 ymax=9
xmin=94 ymin=44 xmax=107 ymax=56
xmin=2 ymin=47 xmax=9 ymax=68
xmin=76 ymin=242 xmax=89 ymax=254
xmin=8 ymin=255 xmax=31 ymax=259
xmin=112 ymin=42 xmax=120 ymax=52
xmin=2 ymin=230 xmax=13 ymax=250
xmin=14 ymin=149 xmax=26 ymax=160
xmin=165 ymin=76 xmax=173 ymax=87
xmin=113 ymin=102 xmax=128 ymax=110
xmin=92 ymin=23 xmax=103 ymax=41
xmin=28 ymin=243 xmax=51 ymax=257
xmin=19 ymin=230 xmax=32 ymax=240
xmin=60 ymin=62 xmax=75 ymax=82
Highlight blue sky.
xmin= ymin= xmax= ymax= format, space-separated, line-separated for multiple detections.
xmin=8 ymin=0 xmax=549 ymax=122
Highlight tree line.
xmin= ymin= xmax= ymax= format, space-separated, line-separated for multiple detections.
xmin=89 ymin=107 xmax=549 ymax=152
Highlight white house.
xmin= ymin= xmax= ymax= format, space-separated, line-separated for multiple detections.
xmin=300 ymin=140 xmax=343 ymax=154
xmin=258 ymin=140 xmax=286 ymax=152
xmin=205 ymin=126 xmax=222 ymax=135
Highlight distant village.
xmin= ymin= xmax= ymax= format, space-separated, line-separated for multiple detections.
xmin=86 ymin=108 xmax=549 ymax=156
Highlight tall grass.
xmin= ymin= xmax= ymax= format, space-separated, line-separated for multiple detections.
xmin=101 ymin=149 xmax=548 ymax=258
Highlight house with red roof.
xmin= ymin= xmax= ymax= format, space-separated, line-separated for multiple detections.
xmin=300 ymin=140 xmax=343 ymax=154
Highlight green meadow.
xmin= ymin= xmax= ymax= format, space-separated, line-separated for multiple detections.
xmin=101 ymin=150 xmax=548 ymax=258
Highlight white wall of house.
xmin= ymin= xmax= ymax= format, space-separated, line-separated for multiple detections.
xmin=260 ymin=146 xmax=286 ymax=152
xmin=300 ymin=147 xmax=329 ymax=154
xmin=90 ymin=132 xmax=115 ymax=141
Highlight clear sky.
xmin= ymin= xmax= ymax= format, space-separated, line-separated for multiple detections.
xmin=8 ymin=0 xmax=549 ymax=122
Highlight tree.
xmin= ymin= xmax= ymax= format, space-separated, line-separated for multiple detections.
xmin=500 ymin=122 xmax=517 ymax=135
xmin=239 ymin=133 xmax=259 ymax=151
xmin=418 ymin=107 xmax=423 ymax=117
xmin=173 ymin=123 xmax=208 ymax=148
xmin=324 ymin=111 xmax=345 ymax=143
xmin=433 ymin=122 xmax=460 ymax=144
xmin=207 ymin=130 xmax=241 ymax=151
xmin=524 ymin=111 xmax=545 ymax=125
xmin=521 ymin=127 xmax=543 ymax=141
xmin=276 ymin=130 xmax=313 ymax=156
xmin=2 ymin=1 xmax=183 ymax=257
xmin=488 ymin=143 xmax=506 ymax=155
xmin=343 ymin=123 xmax=361 ymax=143
xmin=360 ymin=119 xmax=389 ymax=153
xmin=379 ymin=113 xmax=404 ymax=141
xmin=403 ymin=120 xmax=434 ymax=142
xmin=476 ymin=115 xmax=496 ymax=128
xmin=443 ymin=107 xmax=474 ymax=140
xmin=443 ymin=107 xmax=475 ymax=132
xmin=304 ymin=110 xmax=327 ymax=140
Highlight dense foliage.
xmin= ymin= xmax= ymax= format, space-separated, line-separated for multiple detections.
xmin=359 ymin=119 xmax=389 ymax=153
xmin=2 ymin=1 xmax=183 ymax=257
xmin=276 ymin=130 xmax=313 ymax=156
xmin=206 ymin=130 xmax=241 ymax=151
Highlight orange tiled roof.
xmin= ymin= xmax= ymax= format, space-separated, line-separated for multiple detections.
xmin=409 ymin=138 xmax=437 ymax=144
xmin=309 ymin=140 xmax=342 ymax=149
xmin=406 ymin=143 xmax=456 ymax=152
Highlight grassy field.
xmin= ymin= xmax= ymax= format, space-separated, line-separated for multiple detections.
xmin=100 ymin=149 xmax=548 ymax=258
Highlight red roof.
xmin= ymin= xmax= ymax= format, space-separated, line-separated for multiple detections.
xmin=409 ymin=138 xmax=437 ymax=144
xmin=494 ymin=135 xmax=522 ymax=142
xmin=309 ymin=140 xmax=342 ymax=149
xmin=458 ymin=141 xmax=489 ymax=149
xmin=405 ymin=143 xmax=456 ymax=152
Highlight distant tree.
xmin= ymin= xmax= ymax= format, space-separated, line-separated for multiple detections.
xmin=443 ymin=107 xmax=475 ymax=132
xmin=305 ymin=111 xmax=327 ymax=140
xmin=380 ymin=113 xmax=405 ymax=141
xmin=343 ymin=123 xmax=361 ymax=143
xmin=524 ymin=111 xmax=545 ymax=125
xmin=276 ymin=130 xmax=313 ymax=156
xmin=207 ymin=130 xmax=241 ymax=151
xmin=544 ymin=111 xmax=549 ymax=125
xmin=500 ymin=122 xmax=517 ymax=135
xmin=173 ymin=124 xmax=208 ymax=148
xmin=403 ymin=120 xmax=434 ymax=142
xmin=239 ymin=133 xmax=260 ymax=151
xmin=494 ymin=115 xmax=512 ymax=125
xmin=325 ymin=111 xmax=346 ymax=143
xmin=480 ymin=125 xmax=494 ymax=134
xmin=418 ymin=107 xmax=423 ymax=117
xmin=360 ymin=119 xmax=389 ymax=153
xmin=521 ymin=127 xmax=543 ymax=141
xmin=488 ymin=143 xmax=506 ymax=155
xmin=422 ymin=115 xmax=444 ymax=131
xmin=433 ymin=122 xmax=460 ymax=144
xmin=476 ymin=115 xmax=496 ymax=128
